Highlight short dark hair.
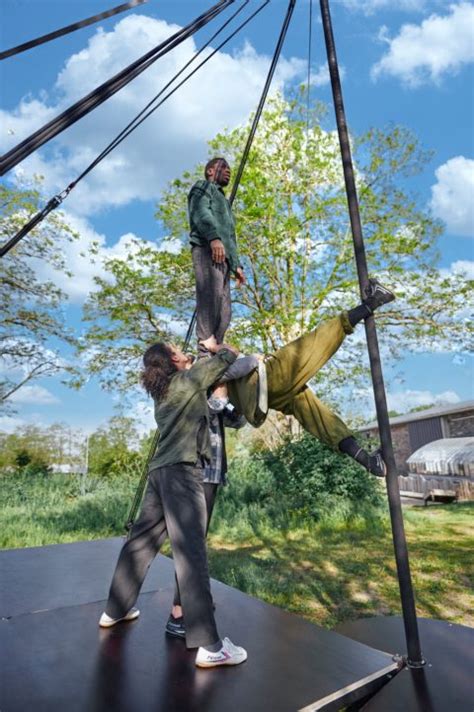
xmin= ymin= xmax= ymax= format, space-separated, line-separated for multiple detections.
xmin=140 ymin=343 xmax=177 ymax=401
xmin=204 ymin=157 xmax=228 ymax=179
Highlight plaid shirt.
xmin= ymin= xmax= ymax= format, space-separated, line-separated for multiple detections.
xmin=203 ymin=407 xmax=246 ymax=485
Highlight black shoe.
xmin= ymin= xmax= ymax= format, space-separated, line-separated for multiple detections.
xmin=368 ymin=449 xmax=387 ymax=478
xmin=364 ymin=278 xmax=395 ymax=313
xmin=165 ymin=615 xmax=186 ymax=639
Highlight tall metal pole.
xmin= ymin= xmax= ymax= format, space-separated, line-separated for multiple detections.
xmin=319 ymin=0 xmax=424 ymax=667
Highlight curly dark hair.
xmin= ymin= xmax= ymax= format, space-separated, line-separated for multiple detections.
xmin=204 ymin=156 xmax=228 ymax=179
xmin=141 ymin=343 xmax=177 ymax=401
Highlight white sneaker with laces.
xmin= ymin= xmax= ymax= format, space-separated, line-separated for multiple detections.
xmin=195 ymin=637 xmax=247 ymax=668
xmin=99 ymin=607 xmax=140 ymax=628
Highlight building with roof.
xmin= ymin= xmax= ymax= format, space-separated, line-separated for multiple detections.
xmin=358 ymin=400 xmax=474 ymax=474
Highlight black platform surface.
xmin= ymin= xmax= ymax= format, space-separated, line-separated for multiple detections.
xmin=337 ymin=616 xmax=474 ymax=711
xmin=1 ymin=538 xmax=399 ymax=712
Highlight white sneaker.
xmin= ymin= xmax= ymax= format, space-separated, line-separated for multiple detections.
xmin=99 ymin=607 xmax=140 ymax=628
xmin=195 ymin=637 xmax=247 ymax=668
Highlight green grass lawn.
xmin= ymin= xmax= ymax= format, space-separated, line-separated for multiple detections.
xmin=1 ymin=473 xmax=472 ymax=630
xmin=207 ymin=503 xmax=473 ymax=629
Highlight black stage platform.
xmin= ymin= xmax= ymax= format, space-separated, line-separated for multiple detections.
xmin=1 ymin=538 xmax=400 ymax=712
xmin=337 ymin=616 xmax=474 ymax=711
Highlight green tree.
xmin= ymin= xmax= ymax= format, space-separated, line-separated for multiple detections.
xmin=79 ymin=94 xmax=472 ymax=407
xmin=87 ymin=416 xmax=150 ymax=479
xmin=0 ymin=182 xmax=78 ymax=412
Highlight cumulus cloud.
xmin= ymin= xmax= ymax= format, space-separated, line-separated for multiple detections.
xmin=2 ymin=14 xmax=305 ymax=217
xmin=9 ymin=385 xmax=60 ymax=405
xmin=430 ymin=156 xmax=474 ymax=237
xmin=386 ymin=389 xmax=461 ymax=413
xmin=28 ymin=209 xmax=158 ymax=303
xmin=371 ymin=3 xmax=474 ymax=86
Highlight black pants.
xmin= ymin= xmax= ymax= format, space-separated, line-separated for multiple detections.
xmin=172 ymin=482 xmax=218 ymax=606
xmin=104 ymin=465 xmax=218 ymax=649
xmin=192 ymin=244 xmax=231 ymax=356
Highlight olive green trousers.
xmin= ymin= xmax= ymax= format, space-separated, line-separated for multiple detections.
xmin=264 ymin=313 xmax=354 ymax=448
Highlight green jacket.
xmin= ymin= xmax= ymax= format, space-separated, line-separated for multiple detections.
xmin=188 ymin=179 xmax=240 ymax=273
xmin=149 ymin=349 xmax=237 ymax=470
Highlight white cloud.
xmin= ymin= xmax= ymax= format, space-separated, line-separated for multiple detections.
xmin=430 ymin=156 xmax=474 ymax=237
xmin=371 ymin=3 xmax=474 ymax=86
xmin=2 ymin=15 xmax=305 ymax=217
xmin=128 ymin=398 xmax=155 ymax=436
xmin=28 ymin=209 xmax=159 ymax=303
xmin=387 ymin=389 xmax=461 ymax=413
xmin=0 ymin=415 xmax=27 ymax=434
xmin=341 ymin=0 xmax=426 ymax=14
xmin=443 ymin=259 xmax=474 ymax=279
xmin=9 ymin=385 xmax=60 ymax=405
xmin=310 ymin=63 xmax=346 ymax=88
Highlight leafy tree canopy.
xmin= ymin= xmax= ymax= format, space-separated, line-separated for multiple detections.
xmin=79 ymin=93 xmax=472 ymax=410
xmin=0 ymin=181 xmax=78 ymax=412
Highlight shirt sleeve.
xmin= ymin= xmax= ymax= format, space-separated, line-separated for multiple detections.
xmin=188 ymin=182 xmax=221 ymax=242
xmin=219 ymin=354 xmax=259 ymax=382
xmin=187 ymin=349 xmax=237 ymax=390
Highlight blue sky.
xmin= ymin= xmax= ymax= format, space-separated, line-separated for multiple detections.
xmin=1 ymin=0 xmax=473 ymax=435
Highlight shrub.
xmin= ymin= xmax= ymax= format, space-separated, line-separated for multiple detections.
xmin=215 ymin=433 xmax=384 ymax=531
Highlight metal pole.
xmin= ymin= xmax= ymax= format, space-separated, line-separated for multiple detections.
xmin=319 ymin=0 xmax=424 ymax=667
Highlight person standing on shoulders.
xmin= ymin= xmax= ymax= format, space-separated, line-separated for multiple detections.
xmin=188 ymin=157 xmax=245 ymax=358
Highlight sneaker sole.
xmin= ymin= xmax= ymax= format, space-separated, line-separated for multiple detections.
xmin=165 ymin=627 xmax=186 ymax=639
xmin=99 ymin=611 xmax=140 ymax=628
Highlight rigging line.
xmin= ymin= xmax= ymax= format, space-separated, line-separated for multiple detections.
xmin=0 ymin=0 xmax=148 ymax=61
xmin=125 ymin=0 xmax=297 ymax=534
xmin=0 ymin=1 xmax=263 ymax=259
xmin=71 ymin=0 xmax=254 ymax=188
xmin=306 ymin=0 xmax=313 ymax=136
xmin=229 ymin=0 xmax=297 ymax=205
xmin=0 ymin=0 xmax=234 ymax=177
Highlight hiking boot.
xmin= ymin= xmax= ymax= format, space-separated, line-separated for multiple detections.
xmin=364 ymin=278 xmax=395 ymax=313
xmin=99 ymin=607 xmax=140 ymax=628
xmin=195 ymin=637 xmax=247 ymax=668
xmin=165 ymin=615 xmax=186 ymax=639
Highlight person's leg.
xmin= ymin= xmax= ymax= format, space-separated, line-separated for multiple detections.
xmin=266 ymin=313 xmax=353 ymax=411
xmin=103 ymin=470 xmax=168 ymax=620
xmin=278 ymin=386 xmax=353 ymax=450
xmin=192 ymin=245 xmax=228 ymax=357
xmin=203 ymin=482 xmax=219 ymax=534
xmin=266 ymin=279 xmax=395 ymax=411
xmin=171 ymin=483 xmax=218 ymax=610
xmin=280 ymin=388 xmax=386 ymax=476
xmin=157 ymin=464 xmax=219 ymax=649
xmin=214 ymin=263 xmax=231 ymax=345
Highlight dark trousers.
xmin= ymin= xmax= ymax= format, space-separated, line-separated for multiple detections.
xmin=192 ymin=244 xmax=231 ymax=356
xmin=172 ymin=482 xmax=218 ymax=606
xmin=104 ymin=464 xmax=219 ymax=649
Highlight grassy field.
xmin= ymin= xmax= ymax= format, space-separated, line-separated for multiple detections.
xmin=1 ymin=472 xmax=472 ymax=629
xmin=207 ymin=504 xmax=473 ymax=628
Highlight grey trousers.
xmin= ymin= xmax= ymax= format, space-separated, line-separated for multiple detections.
xmin=104 ymin=464 xmax=219 ymax=649
xmin=192 ymin=244 xmax=231 ymax=356
xmin=172 ymin=482 xmax=218 ymax=607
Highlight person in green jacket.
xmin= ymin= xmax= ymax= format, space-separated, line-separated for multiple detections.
xmin=188 ymin=157 xmax=245 ymax=357
xmin=99 ymin=343 xmax=248 ymax=668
